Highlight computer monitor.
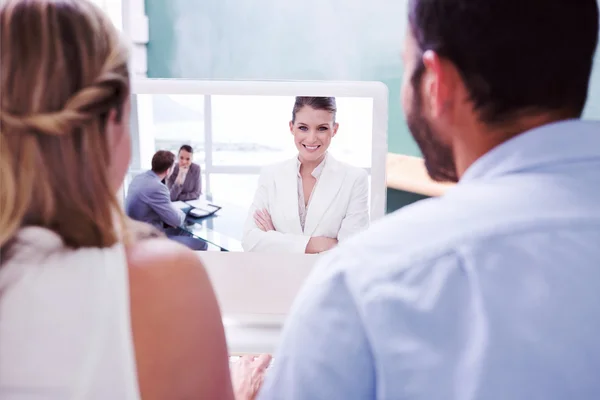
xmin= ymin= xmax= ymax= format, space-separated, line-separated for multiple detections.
xmin=128 ymin=79 xmax=388 ymax=352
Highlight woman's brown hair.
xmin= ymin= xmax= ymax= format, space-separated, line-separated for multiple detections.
xmin=291 ymin=97 xmax=337 ymax=123
xmin=0 ymin=0 xmax=135 ymax=252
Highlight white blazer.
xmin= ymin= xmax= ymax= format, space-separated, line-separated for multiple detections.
xmin=242 ymin=155 xmax=370 ymax=253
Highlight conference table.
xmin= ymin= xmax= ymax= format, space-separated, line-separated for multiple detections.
xmin=175 ymin=195 xmax=246 ymax=252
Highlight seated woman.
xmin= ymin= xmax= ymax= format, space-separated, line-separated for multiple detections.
xmin=0 ymin=0 xmax=266 ymax=398
xmin=167 ymin=144 xmax=202 ymax=201
xmin=242 ymin=96 xmax=370 ymax=254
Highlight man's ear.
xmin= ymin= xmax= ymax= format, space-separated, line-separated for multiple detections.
xmin=422 ymin=50 xmax=448 ymax=118
xmin=422 ymin=50 xmax=459 ymax=119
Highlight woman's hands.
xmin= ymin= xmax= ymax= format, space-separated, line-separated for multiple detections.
xmin=254 ymin=209 xmax=275 ymax=232
xmin=306 ymin=236 xmax=338 ymax=254
xmin=175 ymin=165 xmax=189 ymax=185
xmin=254 ymin=209 xmax=338 ymax=253
xmin=231 ymin=354 xmax=272 ymax=400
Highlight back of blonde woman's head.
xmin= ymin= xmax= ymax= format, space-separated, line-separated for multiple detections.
xmin=0 ymin=0 xmax=130 ymax=251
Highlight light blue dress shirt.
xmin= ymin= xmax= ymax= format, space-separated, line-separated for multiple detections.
xmin=258 ymin=120 xmax=600 ymax=400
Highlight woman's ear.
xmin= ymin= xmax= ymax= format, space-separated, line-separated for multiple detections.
xmin=332 ymin=122 xmax=339 ymax=137
xmin=106 ymin=106 xmax=132 ymax=192
xmin=107 ymin=99 xmax=130 ymax=151
xmin=106 ymin=108 xmax=125 ymax=150
xmin=289 ymin=120 xmax=294 ymax=134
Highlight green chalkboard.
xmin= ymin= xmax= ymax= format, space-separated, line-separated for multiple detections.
xmin=145 ymin=0 xmax=599 ymax=156
xmin=144 ymin=0 xmax=421 ymax=156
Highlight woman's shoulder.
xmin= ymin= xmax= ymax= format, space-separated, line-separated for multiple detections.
xmin=191 ymin=163 xmax=201 ymax=173
xmin=126 ymin=236 xmax=200 ymax=273
xmin=1 ymin=227 xmax=127 ymax=268
xmin=125 ymin=238 xmax=233 ymax=399
xmin=328 ymin=156 xmax=368 ymax=180
xmin=124 ymin=220 xmax=201 ymax=275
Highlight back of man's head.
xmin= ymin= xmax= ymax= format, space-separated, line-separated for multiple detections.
xmin=408 ymin=0 xmax=599 ymax=123
xmin=151 ymin=150 xmax=175 ymax=175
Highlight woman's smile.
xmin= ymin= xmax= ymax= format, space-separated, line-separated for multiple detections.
xmin=302 ymin=144 xmax=321 ymax=152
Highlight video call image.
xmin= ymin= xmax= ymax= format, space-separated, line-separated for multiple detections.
xmin=124 ymin=94 xmax=374 ymax=253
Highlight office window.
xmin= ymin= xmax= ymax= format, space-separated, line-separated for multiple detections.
xmin=211 ymin=96 xmax=294 ymax=166
xmin=135 ymin=94 xmax=206 ymax=168
xmin=209 ymin=173 xmax=260 ymax=209
xmin=153 ymin=94 xmax=205 ymax=166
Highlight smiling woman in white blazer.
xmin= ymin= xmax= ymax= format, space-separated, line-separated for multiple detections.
xmin=242 ymin=97 xmax=370 ymax=254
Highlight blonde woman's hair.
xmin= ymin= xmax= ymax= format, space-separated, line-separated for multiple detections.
xmin=0 ymin=0 xmax=142 ymax=254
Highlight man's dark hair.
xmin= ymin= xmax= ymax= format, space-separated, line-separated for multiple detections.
xmin=151 ymin=150 xmax=175 ymax=174
xmin=292 ymin=97 xmax=337 ymax=122
xmin=408 ymin=0 xmax=599 ymax=124
xmin=179 ymin=144 xmax=193 ymax=153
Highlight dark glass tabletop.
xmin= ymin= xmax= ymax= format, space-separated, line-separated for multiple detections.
xmin=176 ymin=195 xmax=246 ymax=252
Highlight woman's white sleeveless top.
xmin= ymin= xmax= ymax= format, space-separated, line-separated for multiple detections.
xmin=0 ymin=227 xmax=140 ymax=400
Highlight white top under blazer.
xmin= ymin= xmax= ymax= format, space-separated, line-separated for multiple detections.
xmin=297 ymin=155 xmax=327 ymax=231
xmin=242 ymin=154 xmax=370 ymax=253
xmin=0 ymin=227 xmax=140 ymax=400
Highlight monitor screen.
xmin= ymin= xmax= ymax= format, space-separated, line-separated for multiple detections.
xmin=125 ymin=80 xmax=387 ymax=255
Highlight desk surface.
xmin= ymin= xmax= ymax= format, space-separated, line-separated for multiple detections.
xmin=178 ymin=196 xmax=246 ymax=251
xmin=200 ymin=251 xmax=318 ymax=354
xmin=224 ymin=315 xmax=284 ymax=354
xmin=386 ymin=153 xmax=456 ymax=197
xmin=198 ymin=249 xmax=318 ymax=354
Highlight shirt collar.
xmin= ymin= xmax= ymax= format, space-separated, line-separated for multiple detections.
xmin=148 ymin=170 xmax=161 ymax=180
xmin=460 ymin=119 xmax=600 ymax=184
xmin=297 ymin=153 xmax=328 ymax=178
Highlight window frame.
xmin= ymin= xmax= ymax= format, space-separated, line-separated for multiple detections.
xmin=104 ymin=0 xmax=148 ymax=204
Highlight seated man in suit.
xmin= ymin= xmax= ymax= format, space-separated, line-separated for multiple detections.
xmin=126 ymin=150 xmax=207 ymax=251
